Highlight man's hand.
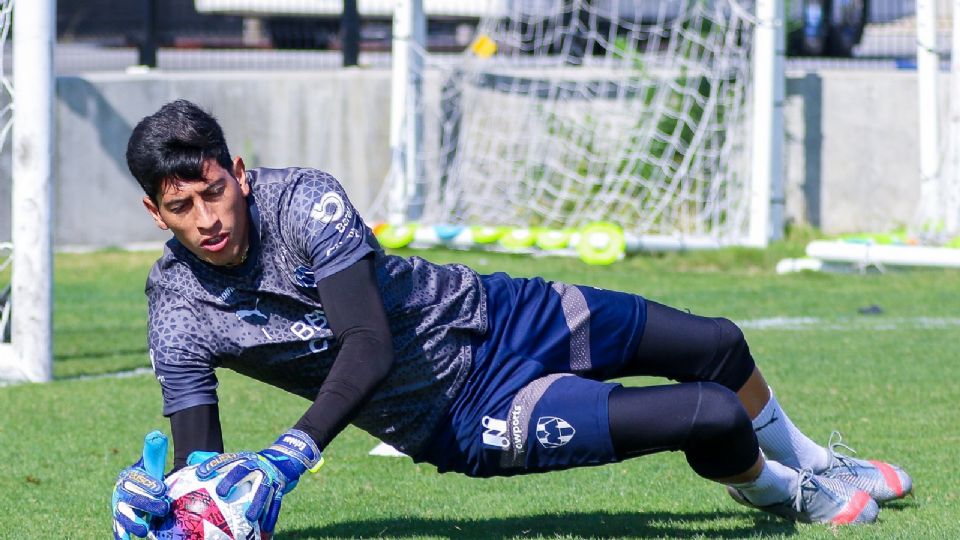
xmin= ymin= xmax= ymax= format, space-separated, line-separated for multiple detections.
xmin=191 ymin=429 xmax=324 ymax=537
xmin=112 ymin=431 xmax=171 ymax=540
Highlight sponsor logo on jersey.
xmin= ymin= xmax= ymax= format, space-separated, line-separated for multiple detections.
xmin=535 ymin=416 xmax=576 ymax=449
xmin=311 ymin=192 xmax=346 ymax=223
xmin=290 ymin=309 xmax=333 ymax=353
xmin=293 ymin=265 xmax=316 ymax=288
xmin=215 ymin=286 xmax=236 ymax=303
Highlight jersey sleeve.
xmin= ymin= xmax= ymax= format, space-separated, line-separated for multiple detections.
xmin=281 ymin=169 xmax=376 ymax=281
xmin=147 ymin=288 xmax=219 ymax=417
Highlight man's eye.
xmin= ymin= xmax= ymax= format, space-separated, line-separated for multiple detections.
xmin=168 ymin=204 xmax=188 ymax=214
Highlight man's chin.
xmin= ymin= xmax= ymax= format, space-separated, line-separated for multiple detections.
xmin=191 ymin=246 xmax=237 ymax=267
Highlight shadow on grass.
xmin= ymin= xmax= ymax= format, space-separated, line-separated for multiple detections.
xmin=879 ymin=497 xmax=919 ymax=513
xmin=286 ymin=510 xmax=796 ymax=539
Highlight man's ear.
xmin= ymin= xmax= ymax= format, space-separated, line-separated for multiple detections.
xmin=233 ymin=156 xmax=249 ymax=197
xmin=142 ymin=196 xmax=169 ymax=230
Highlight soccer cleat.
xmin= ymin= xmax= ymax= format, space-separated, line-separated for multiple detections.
xmin=727 ymin=469 xmax=879 ymax=525
xmin=819 ymin=432 xmax=913 ymax=503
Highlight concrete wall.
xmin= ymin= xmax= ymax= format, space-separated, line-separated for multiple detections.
xmin=784 ymin=69 xmax=942 ymax=234
xmin=1 ymin=69 xmax=393 ymax=246
xmin=0 ymin=68 xmax=939 ymax=246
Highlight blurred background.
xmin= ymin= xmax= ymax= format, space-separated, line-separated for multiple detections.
xmin=54 ymin=0 xmax=946 ymax=73
xmin=1 ymin=0 xmax=956 ymax=249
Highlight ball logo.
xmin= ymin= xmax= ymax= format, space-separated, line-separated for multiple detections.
xmin=311 ymin=192 xmax=345 ymax=223
xmin=535 ymin=416 xmax=575 ymax=449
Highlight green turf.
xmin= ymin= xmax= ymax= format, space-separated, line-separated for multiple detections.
xmin=1 ymin=243 xmax=958 ymax=538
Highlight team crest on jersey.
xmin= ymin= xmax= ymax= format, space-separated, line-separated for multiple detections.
xmin=310 ymin=192 xmax=345 ymax=223
xmin=535 ymin=416 xmax=575 ymax=449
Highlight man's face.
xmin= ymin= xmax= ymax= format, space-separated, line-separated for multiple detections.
xmin=143 ymin=157 xmax=251 ymax=266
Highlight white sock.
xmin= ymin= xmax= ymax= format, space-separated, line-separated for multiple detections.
xmin=730 ymin=459 xmax=799 ymax=506
xmin=752 ymin=387 xmax=830 ymax=472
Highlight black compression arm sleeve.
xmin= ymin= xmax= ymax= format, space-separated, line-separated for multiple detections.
xmin=169 ymin=404 xmax=224 ymax=472
xmin=293 ymin=255 xmax=394 ymax=450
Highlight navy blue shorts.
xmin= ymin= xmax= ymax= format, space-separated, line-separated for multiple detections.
xmin=417 ymin=273 xmax=647 ymax=477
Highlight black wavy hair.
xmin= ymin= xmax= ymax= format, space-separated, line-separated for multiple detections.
xmin=126 ymin=100 xmax=233 ymax=203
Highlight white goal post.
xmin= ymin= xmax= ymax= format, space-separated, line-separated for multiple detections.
xmin=0 ymin=0 xmax=55 ymax=383
xmin=917 ymin=0 xmax=960 ymax=239
xmin=378 ymin=0 xmax=785 ymax=259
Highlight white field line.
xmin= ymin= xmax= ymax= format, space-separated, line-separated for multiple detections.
xmin=3 ymin=317 xmax=959 ymax=388
xmin=63 ymin=366 xmax=155 ymax=381
xmin=0 ymin=366 xmax=154 ymax=387
xmin=738 ymin=316 xmax=960 ymax=331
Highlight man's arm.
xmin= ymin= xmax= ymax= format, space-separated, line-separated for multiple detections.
xmin=189 ymin=255 xmax=391 ymax=536
xmin=293 ymin=254 xmax=394 ymax=449
xmin=169 ymin=404 xmax=225 ymax=471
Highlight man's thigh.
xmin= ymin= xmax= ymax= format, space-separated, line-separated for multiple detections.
xmin=449 ymin=373 xmax=622 ymax=477
xmin=613 ymin=301 xmax=755 ymax=388
xmin=478 ymin=273 xmax=648 ymax=378
xmin=417 ymin=275 xmax=646 ymax=476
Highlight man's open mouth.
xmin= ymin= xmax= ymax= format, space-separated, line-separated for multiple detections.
xmin=201 ymin=233 xmax=229 ymax=251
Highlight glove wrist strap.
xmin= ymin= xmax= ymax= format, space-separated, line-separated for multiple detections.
xmin=270 ymin=429 xmax=325 ymax=473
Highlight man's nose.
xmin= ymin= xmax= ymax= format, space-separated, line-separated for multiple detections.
xmin=195 ymin=202 xmax=219 ymax=230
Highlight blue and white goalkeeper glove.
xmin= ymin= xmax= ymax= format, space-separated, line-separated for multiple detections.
xmin=191 ymin=429 xmax=324 ymax=536
xmin=111 ymin=431 xmax=170 ymax=540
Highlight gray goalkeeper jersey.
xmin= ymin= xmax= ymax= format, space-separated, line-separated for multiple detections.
xmin=146 ymin=167 xmax=487 ymax=456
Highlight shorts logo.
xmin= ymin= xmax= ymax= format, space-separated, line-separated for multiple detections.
xmin=535 ymin=416 xmax=575 ymax=449
xmin=481 ymin=404 xmax=526 ymax=452
xmin=480 ymin=416 xmax=509 ymax=449
xmin=311 ymin=192 xmax=345 ymax=223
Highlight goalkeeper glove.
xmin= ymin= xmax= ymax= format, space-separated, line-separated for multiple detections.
xmin=111 ymin=431 xmax=170 ymax=540
xmin=191 ymin=429 xmax=324 ymax=536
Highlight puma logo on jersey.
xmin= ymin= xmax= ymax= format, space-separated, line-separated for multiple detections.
xmin=236 ymin=299 xmax=268 ymax=325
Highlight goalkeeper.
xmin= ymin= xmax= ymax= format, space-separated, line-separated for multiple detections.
xmin=112 ymin=100 xmax=912 ymax=539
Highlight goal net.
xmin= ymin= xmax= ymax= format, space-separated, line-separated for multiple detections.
xmin=377 ymin=0 xmax=773 ymax=257
xmin=0 ymin=0 xmax=13 ymax=347
xmin=0 ymin=243 xmax=10 ymax=344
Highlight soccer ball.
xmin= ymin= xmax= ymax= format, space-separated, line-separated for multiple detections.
xmin=148 ymin=462 xmax=261 ymax=540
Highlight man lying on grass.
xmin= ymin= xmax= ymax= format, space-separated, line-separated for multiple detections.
xmin=111 ymin=100 xmax=912 ymax=539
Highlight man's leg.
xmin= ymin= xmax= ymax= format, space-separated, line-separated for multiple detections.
xmin=616 ymin=300 xmax=911 ymax=502
xmin=611 ymin=301 xmax=827 ymax=468
xmin=607 ymin=381 xmax=877 ymax=524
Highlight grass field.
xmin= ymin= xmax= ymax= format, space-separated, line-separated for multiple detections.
xmin=1 ymin=242 xmax=959 ymax=539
